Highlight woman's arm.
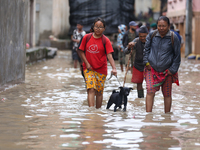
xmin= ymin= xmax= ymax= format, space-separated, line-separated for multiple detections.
xmin=168 ymin=35 xmax=181 ymax=74
xmin=107 ymin=53 xmax=117 ymax=76
xmin=143 ymin=33 xmax=151 ymax=64
xmin=143 ymin=33 xmax=152 ymax=70
xmin=78 ymin=50 xmax=92 ymax=70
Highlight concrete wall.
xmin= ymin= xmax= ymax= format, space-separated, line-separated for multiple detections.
xmin=27 ymin=0 xmax=36 ymax=47
xmin=52 ymin=0 xmax=70 ymax=38
xmin=0 ymin=0 xmax=28 ymax=89
xmin=33 ymin=0 xmax=70 ymax=45
xmin=35 ymin=0 xmax=53 ymax=44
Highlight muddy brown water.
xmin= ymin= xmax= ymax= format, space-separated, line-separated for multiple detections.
xmin=0 ymin=51 xmax=200 ymax=150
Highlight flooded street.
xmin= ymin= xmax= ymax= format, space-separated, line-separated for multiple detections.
xmin=1 ymin=50 xmax=200 ymax=150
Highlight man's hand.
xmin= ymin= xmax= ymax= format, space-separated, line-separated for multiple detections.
xmin=128 ymin=42 xmax=135 ymax=49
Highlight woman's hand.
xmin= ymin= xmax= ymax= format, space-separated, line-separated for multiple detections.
xmin=147 ymin=64 xmax=151 ymax=70
xmin=86 ymin=63 xmax=92 ymax=71
xmin=107 ymin=53 xmax=117 ymax=76
xmin=111 ymin=68 xmax=117 ymax=76
xmin=167 ymin=70 xmax=173 ymax=75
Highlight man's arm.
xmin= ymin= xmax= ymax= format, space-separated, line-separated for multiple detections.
xmin=71 ymin=30 xmax=79 ymax=43
xmin=124 ymin=38 xmax=138 ymax=54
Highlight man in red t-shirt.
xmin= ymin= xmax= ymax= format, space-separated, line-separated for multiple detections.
xmin=78 ymin=18 xmax=117 ymax=109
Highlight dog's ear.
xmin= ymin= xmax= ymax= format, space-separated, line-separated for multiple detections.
xmin=119 ymin=86 xmax=123 ymax=90
xmin=129 ymin=88 xmax=133 ymax=91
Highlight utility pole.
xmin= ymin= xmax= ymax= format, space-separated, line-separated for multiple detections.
xmin=185 ymin=0 xmax=192 ymax=57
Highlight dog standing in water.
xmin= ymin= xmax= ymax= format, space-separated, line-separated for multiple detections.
xmin=106 ymin=87 xmax=133 ymax=112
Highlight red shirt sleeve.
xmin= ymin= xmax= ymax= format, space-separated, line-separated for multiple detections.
xmin=79 ymin=35 xmax=87 ymax=52
xmin=105 ymin=37 xmax=114 ymax=54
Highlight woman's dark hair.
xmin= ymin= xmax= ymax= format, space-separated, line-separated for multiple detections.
xmin=93 ymin=17 xmax=106 ymax=28
xmin=157 ymin=16 xmax=170 ymax=26
xmin=90 ymin=23 xmax=94 ymax=32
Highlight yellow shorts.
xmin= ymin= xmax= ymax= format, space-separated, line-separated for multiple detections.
xmin=83 ymin=69 xmax=107 ymax=94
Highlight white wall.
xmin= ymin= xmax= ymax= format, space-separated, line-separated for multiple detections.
xmin=28 ymin=0 xmax=70 ymax=45
xmin=35 ymin=0 xmax=53 ymax=43
xmin=52 ymin=0 xmax=70 ymax=37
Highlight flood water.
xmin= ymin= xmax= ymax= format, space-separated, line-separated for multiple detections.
xmin=0 ymin=50 xmax=200 ymax=150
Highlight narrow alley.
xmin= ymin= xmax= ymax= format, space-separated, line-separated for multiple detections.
xmin=0 ymin=50 xmax=200 ymax=149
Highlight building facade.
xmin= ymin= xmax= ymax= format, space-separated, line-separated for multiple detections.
xmin=167 ymin=0 xmax=200 ymax=54
xmin=27 ymin=0 xmax=70 ymax=46
xmin=135 ymin=0 xmax=161 ymax=21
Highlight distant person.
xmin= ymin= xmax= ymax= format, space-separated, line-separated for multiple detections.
xmin=143 ymin=16 xmax=181 ymax=113
xmin=125 ymin=25 xmax=128 ymax=31
xmin=150 ymin=23 xmax=157 ymax=32
xmin=170 ymin=24 xmax=181 ymax=42
xmin=176 ymin=29 xmax=184 ymax=48
xmin=122 ymin=21 xmax=138 ymax=73
xmin=124 ymin=26 xmax=148 ymax=98
xmin=146 ymin=22 xmax=150 ymax=32
xmin=136 ymin=22 xmax=143 ymax=34
xmin=71 ymin=22 xmax=86 ymax=69
xmin=117 ymin=24 xmax=126 ymax=72
xmin=78 ymin=17 xmax=117 ymax=109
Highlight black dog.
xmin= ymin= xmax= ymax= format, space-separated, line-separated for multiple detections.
xmin=106 ymin=87 xmax=133 ymax=112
